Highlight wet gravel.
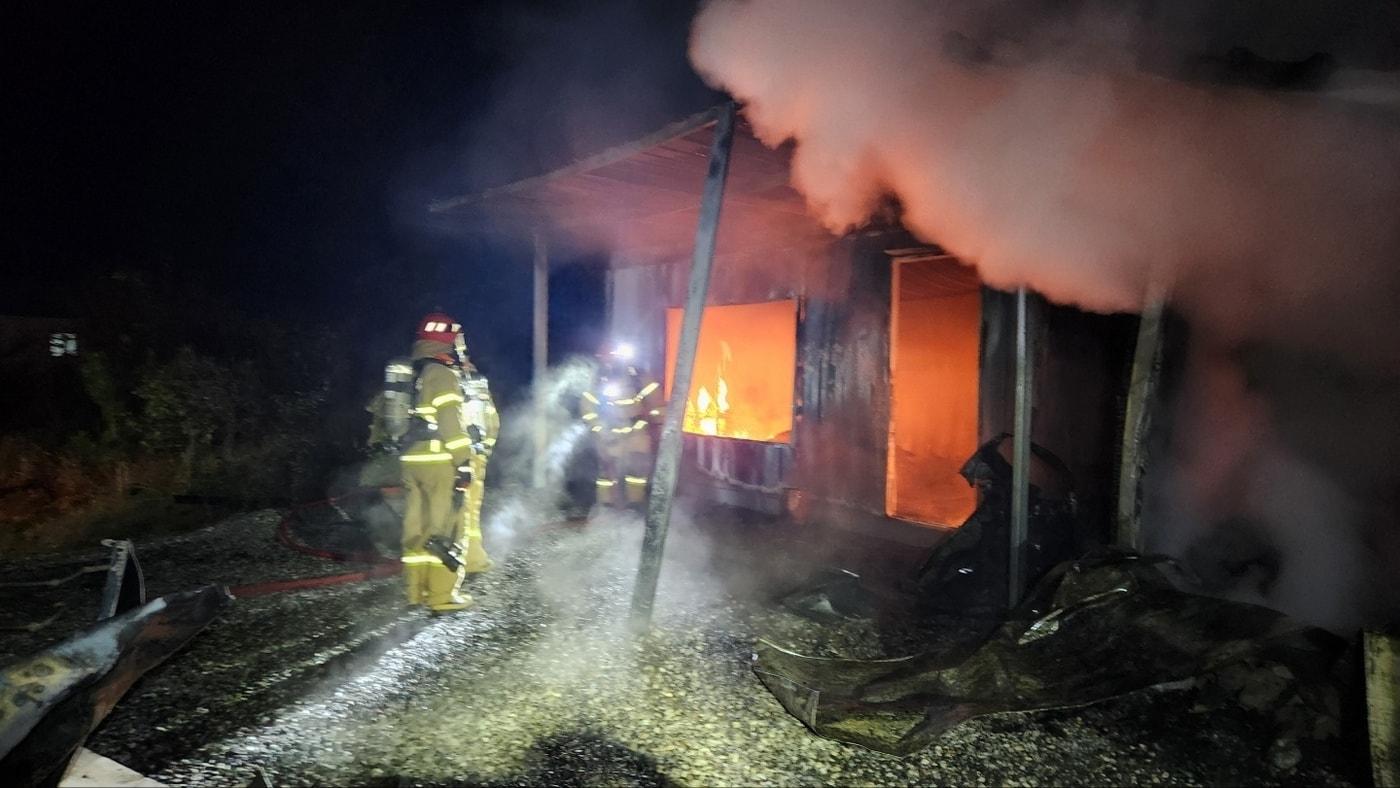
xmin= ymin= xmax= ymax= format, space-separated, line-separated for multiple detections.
xmin=4 ymin=506 xmax=1363 ymax=786
xmin=0 ymin=511 xmax=377 ymax=661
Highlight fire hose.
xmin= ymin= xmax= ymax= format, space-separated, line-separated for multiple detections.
xmin=230 ymin=487 xmax=403 ymax=599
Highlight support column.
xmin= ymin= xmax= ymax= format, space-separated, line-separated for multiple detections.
xmin=1008 ymin=287 xmax=1034 ymax=607
xmin=630 ymin=102 xmax=737 ymax=630
xmin=532 ymin=229 xmax=549 ymax=490
xmin=1116 ymin=299 xmax=1165 ymax=551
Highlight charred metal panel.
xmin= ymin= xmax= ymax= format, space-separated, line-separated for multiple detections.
xmin=0 ymin=586 xmax=231 ymax=787
xmin=682 ymin=435 xmax=795 ymax=514
xmin=978 ymin=289 xmax=1018 ymax=444
xmin=980 ymin=291 xmax=1142 ymax=554
xmin=688 ymin=435 xmax=794 ymax=492
xmin=983 ymin=290 xmax=1136 ymax=542
xmin=977 ymin=290 xmax=1134 ymax=548
xmin=1035 ymin=306 xmax=1136 ymax=549
xmin=790 ymin=235 xmax=893 ymax=517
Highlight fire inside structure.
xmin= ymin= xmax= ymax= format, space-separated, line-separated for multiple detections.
xmin=663 ymin=299 xmax=797 ymax=444
xmin=888 ymin=256 xmax=981 ymax=525
xmin=431 ymin=109 xmax=1133 ymax=548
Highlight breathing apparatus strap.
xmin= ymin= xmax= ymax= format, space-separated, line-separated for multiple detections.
xmin=398 ymin=358 xmax=454 ymax=448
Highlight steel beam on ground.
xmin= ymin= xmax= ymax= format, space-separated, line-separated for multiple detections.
xmin=630 ymin=102 xmax=736 ymax=630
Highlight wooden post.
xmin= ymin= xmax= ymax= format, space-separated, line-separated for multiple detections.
xmin=1115 ymin=299 xmax=1165 ymax=551
xmin=1008 ymin=287 xmax=1034 ymax=607
xmin=1365 ymin=630 xmax=1400 ymax=788
xmin=532 ymin=229 xmax=549 ymax=489
xmin=630 ymin=102 xmax=736 ymax=630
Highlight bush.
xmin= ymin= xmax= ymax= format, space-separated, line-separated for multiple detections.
xmin=130 ymin=346 xmax=343 ymax=501
xmin=1 ymin=272 xmax=375 ymax=548
xmin=1 ymin=337 xmax=355 ymax=526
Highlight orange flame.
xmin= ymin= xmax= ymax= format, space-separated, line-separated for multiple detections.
xmin=665 ymin=302 xmax=797 ymax=444
xmin=685 ymin=342 xmax=734 ymax=436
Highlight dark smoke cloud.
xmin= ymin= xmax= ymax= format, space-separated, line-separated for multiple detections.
xmin=689 ymin=0 xmax=1400 ymax=630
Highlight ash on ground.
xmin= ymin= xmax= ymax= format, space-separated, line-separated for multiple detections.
xmin=4 ymin=508 xmax=1364 ymax=786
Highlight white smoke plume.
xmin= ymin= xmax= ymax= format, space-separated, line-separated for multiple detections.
xmin=690 ymin=1 xmax=1400 ymax=359
xmin=689 ymin=0 xmax=1400 ymax=629
xmin=483 ymin=356 xmax=598 ymax=560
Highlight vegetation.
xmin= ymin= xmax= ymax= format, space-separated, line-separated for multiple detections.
xmin=0 ymin=271 xmax=371 ymax=554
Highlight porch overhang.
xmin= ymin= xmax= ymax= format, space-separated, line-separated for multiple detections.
xmin=427 ymin=106 xmax=831 ymax=266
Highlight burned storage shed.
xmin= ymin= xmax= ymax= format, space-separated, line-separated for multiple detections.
xmin=431 ymin=109 xmax=1134 ymax=547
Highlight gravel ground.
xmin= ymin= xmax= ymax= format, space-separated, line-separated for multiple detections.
xmin=0 ymin=510 xmax=379 ymax=662
xmin=4 ymin=505 xmax=1364 ymax=786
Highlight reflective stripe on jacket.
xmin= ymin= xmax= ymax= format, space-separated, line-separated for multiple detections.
xmin=581 ymin=375 xmax=662 ymax=436
xmin=401 ymin=343 xmax=471 ymax=466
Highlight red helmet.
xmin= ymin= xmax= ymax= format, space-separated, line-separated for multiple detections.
xmin=416 ymin=312 xmax=462 ymax=344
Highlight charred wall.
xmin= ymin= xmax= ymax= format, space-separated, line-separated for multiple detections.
xmin=978 ymin=292 xmax=1135 ymax=548
xmin=605 ymin=232 xmax=1131 ymax=547
xmin=1036 ymin=306 xmax=1136 ymax=548
xmin=789 ymin=234 xmax=893 ymax=518
xmin=606 ymin=233 xmax=893 ymax=519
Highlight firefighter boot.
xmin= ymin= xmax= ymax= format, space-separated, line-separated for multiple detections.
xmin=425 ymin=562 xmax=473 ymax=613
xmin=623 ymin=476 xmax=648 ymax=507
xmin=595 ymin=478 xmax=620 ymax=508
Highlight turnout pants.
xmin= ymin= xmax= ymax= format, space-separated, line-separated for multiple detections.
xmin=462 ymin=453 xmax=492 ymax=573
xmin=596 ymin=432 xmax=654 ymax=506
xmin=400 ymin=460 xmax=466 ymax=607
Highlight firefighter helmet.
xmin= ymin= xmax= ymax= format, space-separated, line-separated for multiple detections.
xmin=417 ymin=312 xmax=462 ymax=344
xmin=597 ymin=340 xmax=639 ymax=379
xmin=417 ymin=312 xmax=468 ymax=364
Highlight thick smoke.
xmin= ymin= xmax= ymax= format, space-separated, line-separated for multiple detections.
xmin=689 ymin=0 xmax=1400 ymax=629
xmin=690 ymin=1 xmax=1400 ymax=355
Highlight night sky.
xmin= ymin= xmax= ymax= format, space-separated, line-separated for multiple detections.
xmin=2 ymin=1 xmax=717 ymax=400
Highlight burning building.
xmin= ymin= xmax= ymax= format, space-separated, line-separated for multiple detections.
xmin=430 ymin=108 xmax=1134 ymax=554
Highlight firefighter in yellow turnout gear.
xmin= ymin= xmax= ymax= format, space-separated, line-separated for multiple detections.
xmin=459 ymin=363 xmax=498 ymax=573
xmin=399 ymin=313 xmax=479 ymax=612
xmin=582 ymin=344 xmax=663 ymax=507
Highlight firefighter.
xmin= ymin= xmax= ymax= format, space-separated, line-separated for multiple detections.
xmin=399 ymin=313 xmax=477 ymax=612
xmin=357 ymin=390 xmax=401 ymax=489
xmin=361 ymin=356 xmax=413 ymax=486
xmin=459 ymin=361 xmax=499 ymax=573
xmin=581 ymin=342 xmax=663 ymax=508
